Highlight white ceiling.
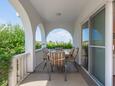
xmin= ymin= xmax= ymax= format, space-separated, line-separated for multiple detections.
xmin=29 ymin=0 xmax=88 ymax=24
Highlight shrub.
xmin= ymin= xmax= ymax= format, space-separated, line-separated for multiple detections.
xmin=35 ymin=41 xmax=42 ymax=49
xmin=46 ymin=41 xmax=73 ymax=49
xmin=82 ymin=41 xmax=88 ymax=56
xmin=0 ymin=24 xmax=25 ymax=86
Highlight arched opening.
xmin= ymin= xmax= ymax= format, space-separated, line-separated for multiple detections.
xmin=47 ymin=28 xmax=73 ymax=49
xmin=35 ymin=26 xmax=42 ymax=49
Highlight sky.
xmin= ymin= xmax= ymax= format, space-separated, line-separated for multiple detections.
xmin=0 ymin=0 xmax=73 ymax=43
xmin=47 ymin=29 xmax=73 ymax=43
xmin=0 ymin=0 xmax=22 ymax=25
xmin=82 ymin=28 xmax=103 ymax=41
xmin=82 ymin=29 xmax=89 ymax=41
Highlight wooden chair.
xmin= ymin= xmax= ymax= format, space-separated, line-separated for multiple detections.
xmin=35 ymin=48 xmax=49 ymax=72
xmin=66 ymin=48 xmax=75 ymax=58
xmin=43 ymin=48 xmax=49 ymax=59
xmin=48 ymin=51 xmax=67 ymax=81
xmin=42 ymin=48 xmax=49 ymax=71
xmin=72 ymin=48 xmax=79 ymax=62
xmin=66 ymin=48 xmax=79 ymax=71
xmin=50 ymin=51 xmax=65 ymax=68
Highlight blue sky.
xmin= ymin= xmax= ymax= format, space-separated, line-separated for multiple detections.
xmin=82 ymin=28 xmax=103 ymax=41
xmin=82 ymin=29 xmax=89 ymax=41
xmin=0 ymin=0 xmax=22 ymax=25
xmin=0 ymin=0 xmax=73 ymax=43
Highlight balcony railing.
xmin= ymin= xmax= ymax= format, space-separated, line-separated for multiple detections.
xmin=35 ymin=49 xmax=44 ymax=68
xmin=9 ymin=53 xmax=30 ymax=86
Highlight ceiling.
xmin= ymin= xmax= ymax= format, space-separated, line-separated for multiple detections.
xmin=29 ymin=0 xmax=88 ymax=24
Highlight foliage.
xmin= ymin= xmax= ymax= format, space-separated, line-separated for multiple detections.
xmin=35 ymin=41 xmax=42 ymax=49
xmin=0 ymin=24 xmax=42 ymax=86
xmin=46 ymin=41 xmax=73 ymax=49
xmin=82 ymin=41 xmax=88 ymax=49
xmin=0 ymin=24 xmax=25 ymax=86
xmin=82 ymin=41 xmax=88 ymax=56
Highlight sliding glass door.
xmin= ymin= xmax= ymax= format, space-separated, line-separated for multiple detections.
xmin=89 ymin=8 xmax=105 ymax=85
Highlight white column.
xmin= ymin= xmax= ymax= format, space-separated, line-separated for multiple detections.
xmin=39 ymin=24 xmax=46 ymax=48
xmin=105 ymin=1 xmax=113 ymax=86
xmin=25 ymin=27 xmax=35 ymax=72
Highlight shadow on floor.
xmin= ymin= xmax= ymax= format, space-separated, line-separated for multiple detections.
xmin=20 ymin=73 xmax=89 ymax=86
xmin=20 ymin=62 xmax=88 ymax=86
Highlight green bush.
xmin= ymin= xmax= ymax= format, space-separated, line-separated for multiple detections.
xmin=0 ymin=24 xmax=43 ymax=86
xmin=0 ymin=24 xmax=25 ymax=86
xmin=35 ymin=41 xmax=42 ymax=49
xmin=46 ymin=41 xmax=73 ymax=49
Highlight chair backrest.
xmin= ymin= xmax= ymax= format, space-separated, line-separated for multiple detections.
xmin=72 ymin=48 xmax=79 ymax=59
xmin=70 ymin=48 xmax=75 ymax=55
xmin=43 ymin=48 xmax=49 ymax=58
xmin=49 ymin=51 xmax=65 ymax=66
xmin=43 ymin=48 xmax=49 ymax=53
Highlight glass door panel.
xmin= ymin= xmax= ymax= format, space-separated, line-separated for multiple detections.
xmin=89 ymin=8 xmax=105 ymax=85
xmin=90 ymin=9 xmax=105 ymax=46
xmin=91 ymin=47 xmax=105 ymax=84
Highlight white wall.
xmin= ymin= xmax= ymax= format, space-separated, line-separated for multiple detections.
xmin=19 ymin=0 xmax=42 ymax=30
xmin=73 ymin=22 xmax=82 ymax=64
xmin=44 ymin=22 xmax=74 ymax=38
xmin=73 ymin=0 xmax=105 ymax=64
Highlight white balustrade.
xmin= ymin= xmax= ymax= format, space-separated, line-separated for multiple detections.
xmin=9 ymin=53 xmax=30 ymax=86
xmin=9 ymin=49 xmax=44 ymax=86
xmin=35 ymin=49 xmax=44 ymax=68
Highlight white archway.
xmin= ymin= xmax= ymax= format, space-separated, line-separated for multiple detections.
xmin=35 ymin=24 xmax=46 ymax=48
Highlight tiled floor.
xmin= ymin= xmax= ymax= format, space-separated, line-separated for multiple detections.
xmin=20 ymin=73 xmax=89 ymax=86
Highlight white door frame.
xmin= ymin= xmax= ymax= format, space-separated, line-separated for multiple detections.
xmin=105 ymin=1 xmax=113 ymax=86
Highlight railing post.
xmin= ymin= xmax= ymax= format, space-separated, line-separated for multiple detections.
xmin=9 ymin=58 xmax=17 ymax=86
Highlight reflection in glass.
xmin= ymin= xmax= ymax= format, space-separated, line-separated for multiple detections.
xmin=91 ymin=9 xmax=105 ymax=46
xmin=91 ymin=48 xmax=105 ymax=85
xmin=90 ymin=9 xmax=105 ymax=85
xmin=82 ymin=22 xmax=89 ymax=70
